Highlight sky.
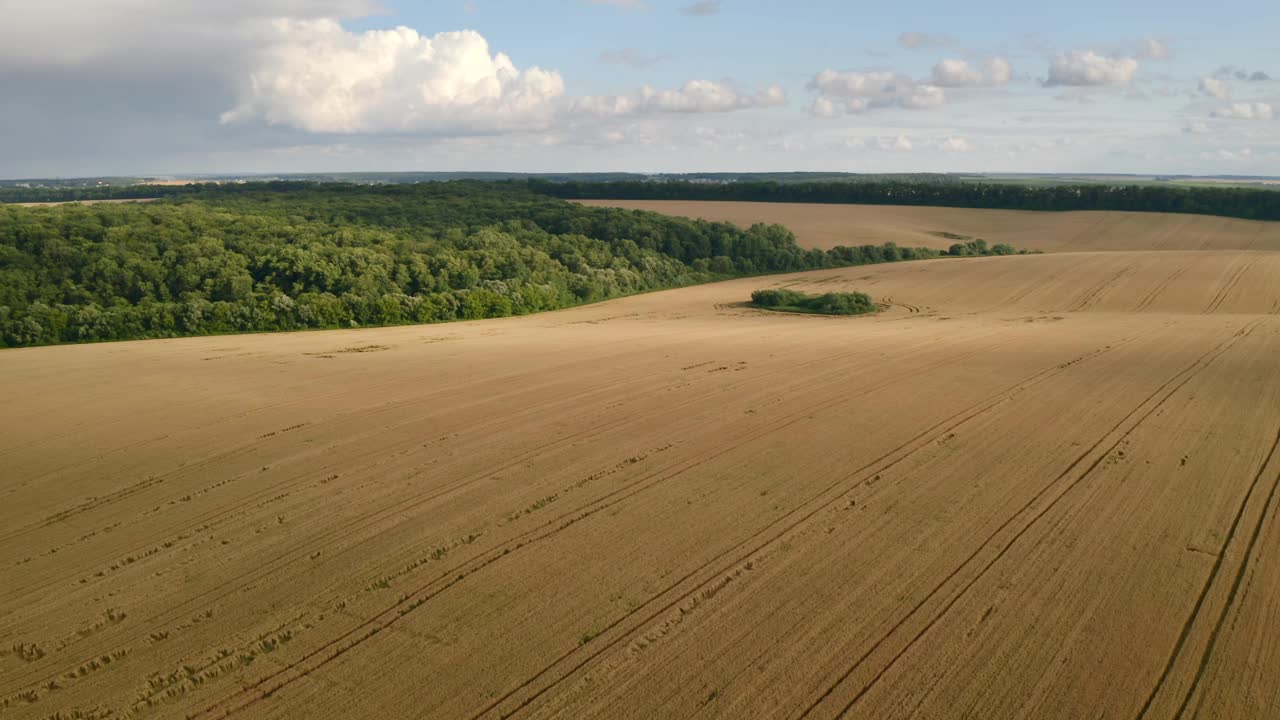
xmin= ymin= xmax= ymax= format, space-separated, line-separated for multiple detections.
xmin=1 ymin=0 xmax=1278 ymax=178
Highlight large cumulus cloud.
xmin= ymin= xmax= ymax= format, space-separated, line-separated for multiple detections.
xmin=217 ymin=19 xmax=786 ymax=134
xmin=221 ymin=22 xmax=566 ymax=134
xmin=930 ymin=57 xmax=1012 ymax=87
xmin=808 ymin=70 xmax=945 ymax=115
xmin=1045 ymin=51 xmax=1138 ymax=87
xmin=574 ymin=81 xmax=785 ymax=116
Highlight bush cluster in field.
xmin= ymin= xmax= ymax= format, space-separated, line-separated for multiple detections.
xmin=750 ymin=289 xmax=877 ymax=316
xmin=939 ymin=236 xmax=1033 ymax=257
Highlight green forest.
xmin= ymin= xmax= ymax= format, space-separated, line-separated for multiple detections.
xmin=0 ymin=183 xmax=954 ymax=348
xmin=532 ymin=179 xmax=1280 ymax=221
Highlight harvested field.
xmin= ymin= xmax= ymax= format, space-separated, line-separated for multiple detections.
xmin=3 ymin=246 xmax=1280 ymax=719
xmin=576 ymin=200 xmax=1280 ymax=253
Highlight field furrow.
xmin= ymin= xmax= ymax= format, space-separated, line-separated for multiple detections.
xmin=4 ymin=233 xmax=1279 ymax=720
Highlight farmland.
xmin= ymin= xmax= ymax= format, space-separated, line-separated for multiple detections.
xmin=576 ymin=199 xmax=1280 ymax=254
xmin=4 ymin=200 xmax=1280 ymax=718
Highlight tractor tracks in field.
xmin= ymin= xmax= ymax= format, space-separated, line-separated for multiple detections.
xmin=1068 ymin=263 xmax=1136 ymax=312
xmin=0 ymin=351 xmax=771 ymax=692
xmin=787 ymin=319 xmax=1265 ymax=720
xmin=0 ymin=327 xmax=979 ymax=698
xmin=991 ymin=254 xmax=1092 ymax=313
xmin=1204 ymin=258 xmax=1255 ymax=314
xmin=0 ymin=342 xmax=683 ymax=545
xmin=1134 ymin=264 xmax=1192 ymax=313
xmin=1135 ymin=418 xmax=1280 ymax=720
xmin=182 ymin=332 xmax=1046 ymax=720
xmin=0 ymin=369 xmax=640 ymax=606
xmin=2 ymin=325 xmax=832 ymax=606
xmin=881 ymin=297 xmax=921 ymax=315
xmin=359 ymin=335 xmax=1141 ymax=720
xmin=453 ymin=337 xmax=1142 ymax=720
xmin=2 ymin=330 xmax=746 ymax=543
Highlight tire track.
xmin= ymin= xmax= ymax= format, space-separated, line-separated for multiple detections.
xmin=2 ymin=328 xmax=985 ymax=696
xmin=1134 ymin=264 xmax=1191 ymax=313
xmin=1 ymin=347 xmax=798 ymax=689
xmin=880 ymin=298 xmax=920 ymax=314
xmin=661 ymin=598 xmax=818 ymax=718
xmin=1183 ymin=465 xmax=1280 ymax=720
xmin=1133 ymin=421 xmax=1280 ymax=720
xmin=435 ymin=339 xmax=1140 ymax=720
xmin=4 ymin=321 xmax=875 ymax=601
xmin=1069 ymin=263 xmax=1134 ymax=312
xmin=4 ymin=321 xmax=764 ymax=528
xmin=187 ymin=333 xmax=1089 ymax=720
xmin=790 ymin=320 xmax=1261 ymax=720
xmin=0 ymin=357 xmax=411 ymax=481
xmin=0 ymin=364 xmax=652 ymax=604
xmin=470 ymin=338 xmax=1139 ymax=720
xmin=3 ymin=322 xmax=943 ymax=595
xmin=0 ymin=336 xmax=707 ymax=543
xmin=993 ymin=254 xmax=1091 ymax=312
xmin=1204 ymin=258 xmax=1253 ymax=314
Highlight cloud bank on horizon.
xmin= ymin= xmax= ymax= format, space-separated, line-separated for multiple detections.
xmin=0 ymin=0 xmax=1277 ymax=176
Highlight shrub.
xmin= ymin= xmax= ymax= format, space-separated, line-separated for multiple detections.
xmin=809 ymin=292 xmax=876 ymax=315
xmin=750 ymin=288 xmax=806 ymax=307
xmin=749 ymin=289 xmax=877 ymax=316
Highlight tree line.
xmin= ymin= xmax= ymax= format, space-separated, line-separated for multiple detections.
xmin=0 ymin=182 xmax=956 ymax=348
xmin=528 ymin=179 xmax=1280 ymax=222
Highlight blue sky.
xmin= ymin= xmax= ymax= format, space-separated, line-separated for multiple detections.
xmin=1 ymin=0 xmax=1277 ymax=176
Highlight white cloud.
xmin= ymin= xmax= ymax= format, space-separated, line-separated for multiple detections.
xmin=576 ymin=80 xmax=786 ymax=116
xmin=222 ymin=22 xmax=565 ymax=134
xmin=818 ymin=133 xmax=976 ymax=155
xmin=1211 ymin=102 xmax=1274 ymax=120
xmin=930 ymin=57 xmax=1012 ymax=87
xmin=1045 ymin=51 xmax=1139 ymax=87
xmin=900 ymin=85 xmax=946 ymax=109
xmin=811 ymin=97 xmax=838 ymax=118
xmin=223 ymin=21 xmax=785 ymax=133
xmin=1198 ymin=76 xmax=1232 ymax=100
xmin=808 ymin=70 xmax=945 ymax=114
xmin=1207 ymin=147 xmax=1254 ymax=161
xmin=1137 ymin=38 xmax=1170 ymax=60
xmin=0 ymin=0 xmax=380 ymax=69
xmin=885 ymin=135 xmax=913 ymax=151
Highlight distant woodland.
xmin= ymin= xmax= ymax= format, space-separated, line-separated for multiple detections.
xmin=0 ymin=183 xmax=954 ymax=348
xmin=533 ymin=180 xmax=1280 ymax=221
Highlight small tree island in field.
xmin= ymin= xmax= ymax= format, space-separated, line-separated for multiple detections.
xmin=749 ymin=288 xmax=878 ymax=316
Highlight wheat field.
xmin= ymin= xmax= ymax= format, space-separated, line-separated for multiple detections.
xmin=3 ymin=207 xmax=1279 ymax=719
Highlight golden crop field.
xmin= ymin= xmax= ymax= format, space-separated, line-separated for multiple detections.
xmin=3 ymin=210 xmax=1280 ymax=719
xmin=575 ymin=199 xmax=1280 ymax=253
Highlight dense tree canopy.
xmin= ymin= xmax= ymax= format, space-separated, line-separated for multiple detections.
xmin=531 ymin=179 xmax=1280 ymax=222
xmin=0 ymin=183 xmax=947 ymax=348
